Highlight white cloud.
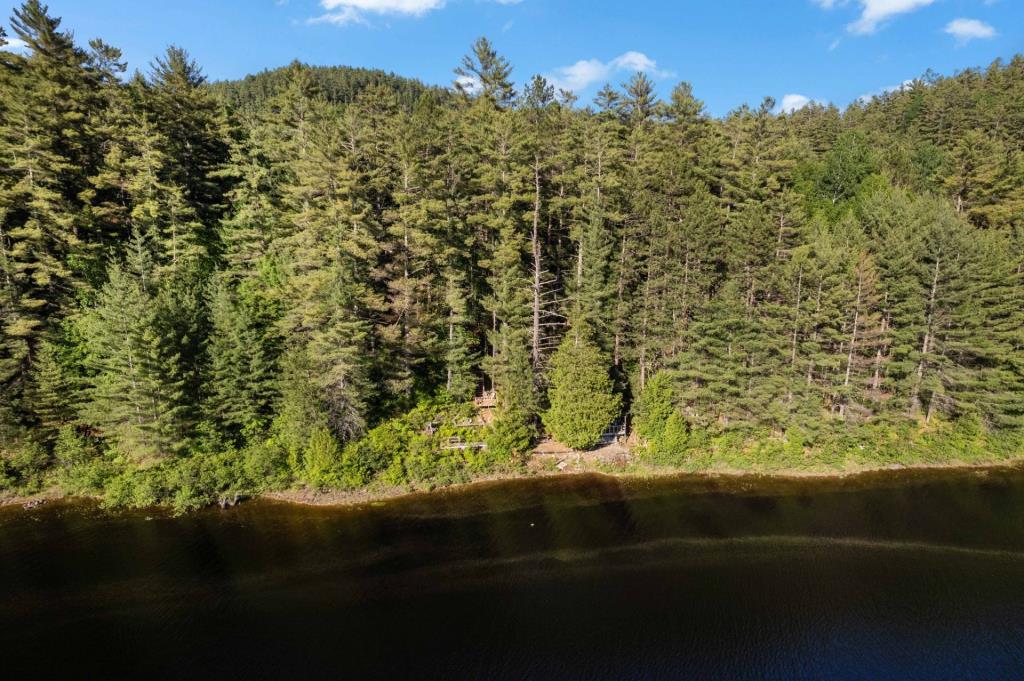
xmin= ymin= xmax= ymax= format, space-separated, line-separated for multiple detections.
xmin=814 ymin=0 xmax=935 ymax=35
xmin=454 ymin=74 xmax=481 ymax=94
xmin=610 ymin=51 xmax=667 ymax=75
xmin=0 ymin=36 xmax=28 ymax=52
xmin=944 ymin=18 xmax=996 ymax=44
xmin=309 ymin=6 xmax=367 ymax=25
xmin=849 ymin=0 xmax=934 ymax=34
xmin=310 ymin=0 xmax=517 ymax=25
xmin=547 ymin=51 xmax=672 ymax=94
xmin=548 ymin=59 xmax=608 ymax=93
xmin=321 ymin=0 xmax=445 ymax=13
xmin=777 ymin=94 xmax=820 ymax=113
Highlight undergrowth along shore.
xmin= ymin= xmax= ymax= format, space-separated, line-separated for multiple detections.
xmin=3 ymin=414 xmax=1021 ymax=514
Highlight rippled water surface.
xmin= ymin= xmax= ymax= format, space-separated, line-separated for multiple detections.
xmin=3 ymin=468 xmax=1024 ymax=680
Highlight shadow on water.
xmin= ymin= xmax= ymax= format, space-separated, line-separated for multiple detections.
xmin=2 ymin=466 xmax=1024 ymax=680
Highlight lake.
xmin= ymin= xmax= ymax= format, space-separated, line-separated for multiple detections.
xmin=3 ymin=468 xmax=1024 ymax=680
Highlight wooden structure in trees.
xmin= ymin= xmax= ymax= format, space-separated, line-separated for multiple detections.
xmin=474 ymin=389 xmax=497 ymax=408
xmin=441 ymin=436 xmax=487 ymax=451
xmin=473 ymin=389 xmax=497 ymax=425
xmin=424 ymin=388 xmax=497 ymax=449
xmin=596 ymin=417 xmax=628 ymax=447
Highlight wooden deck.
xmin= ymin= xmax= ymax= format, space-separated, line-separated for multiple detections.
xmin=473 ymin=389 xmax=497 ymax=409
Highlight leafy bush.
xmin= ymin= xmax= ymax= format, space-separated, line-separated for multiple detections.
xmin=342 ymin=419 xmax=411 ymax=487
xmin=2 ymin=441 xmax=51 ymax=491
xmin=102 ymin=466 xmax=164 ymax=509
xmin=53 ymin=426 xmax=96 ymax=469
xmin=0 ymin=457 xmax=14 ymax=491
xmin=633 ymin=371 xmax=676 ymax=445
xmin=485 ymin=408 xmax=535 ymax=462
xmin=642 ymin=412 xmax=693 ymax=466
xmin=238 ymin=439 xmax=291 ymax=492
xmin=58 ymin=458 xmax=120 ymax=496
xmin=299 ymin=427 xmax=343 ymax=490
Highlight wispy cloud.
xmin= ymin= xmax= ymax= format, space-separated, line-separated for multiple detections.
xmin=814 ymin=0 xmax=936 ymax=35
xmin=944 ymin=18 xmax=996 ymax=45
xmin=325 ymin=0 xmax=444 ymax=14
xmin=309 ymin=0 xmax=518 ymax=26
xmin=309 ymin=6 xmax=367 ymax=25
xmin=850 ymin=0 xmax=935 ymax=34
xmin=310 ymin=0 xmax=443 ymax=24
xmin=546 ymin=51 xmax=673 ymax=94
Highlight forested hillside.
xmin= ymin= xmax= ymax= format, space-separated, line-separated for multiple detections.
xmin=2 ymin=1 xmax=1022 ymax=510
xmin=208 ymin=62 xmax=446 ymax=114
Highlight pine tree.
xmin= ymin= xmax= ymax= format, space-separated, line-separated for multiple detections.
xmin=0 ymin=1 xmax=105 ymax=413
xmin=206 ymin=276 xmax=276 ymax=439
xmin=380 ymin=91 xmax=444 ymax=400
xmin=454 ymin=37 xmax=515 ymax=108
xmin=543 ymin=327 xmax=621 ymax=449
xmin=26 ymin=338 xmax=76 ymax=441
xmin=569 ymin=96 xmax=625 ymax=349
xmin=277 ymin=98 xmax=376 ymax=439
xmin=79 ymin=235 xmax=184 ymax=457
xmin=1 ymin=10 xmax=1024 ymax=492
xmin=141 ymin=46 xmax=230 ymax=242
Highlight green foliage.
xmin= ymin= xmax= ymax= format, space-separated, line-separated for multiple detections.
xmin=632 ymin=371 xmax=676 ymax=444
xmin=485 ymin=408 xmax=535 ymax=462
xmin=2 ymin=440 xmax=49 ymax=491
xmin=52 ymin=425 xmax=95 ymax=469
xmin=296 ymin=427 xmax=341 ymax=490
xmin=0 ymin=458 xmax=14 ymax=491
xmin=340 ymin=398 xmax=489 ymax=487
xmin=206 ymin=276 xmax=277 ymax=439
xmin=1 ymin=6 xmax=1023 ymax=510
xmin=96 ymin=444 xmax=289 ymax=514
xmin=209 ymin=61 xmax=445 ymax=114
xmin=543 ymin=330 xmax=622 ymax=449
xmin=56 ymin=457 xmax=119 ymax=497
xmin=631 ymin=371 xmax=699 ymax=464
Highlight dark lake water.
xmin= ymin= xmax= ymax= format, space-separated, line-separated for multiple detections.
xmin=3 ymin=468 xmax=1024 ymax=680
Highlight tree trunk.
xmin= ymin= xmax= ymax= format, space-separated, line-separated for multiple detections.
xmin=844 ymin=273 xmax=862 ymax=388
xmin=613 ymin=234 xmax=628 ymax=367
xmin=912 ymin=258 xmax=941 ymax=415
xmin=531 ymin=160 xmax=542 ymax=369
xmin=871 ymin=294 xmax=889 ymax=392
xmin=806 ymin=282 xmax=823 ymax=387
xmin=789 ymin=265 xmax=803 ymax=369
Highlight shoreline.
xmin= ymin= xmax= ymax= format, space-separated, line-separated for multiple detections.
xmin=4 ymin=456 xmax=1023 ymax=512
xmin=263 ymin=457 xmax=1024 ymax=508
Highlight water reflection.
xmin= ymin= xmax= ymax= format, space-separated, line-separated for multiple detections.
xmin=2 ymin=467 xmax=1024 ymax=680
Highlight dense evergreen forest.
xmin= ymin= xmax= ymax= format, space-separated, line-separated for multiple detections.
xmin=2 ymin=2 xmax=1023 ymax=510
xmin=208 ymin=62 xmax=447 ymax=114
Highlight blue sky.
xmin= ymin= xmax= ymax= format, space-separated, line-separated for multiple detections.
xmin=2 ymin=0 xmax=1021 ymax=116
